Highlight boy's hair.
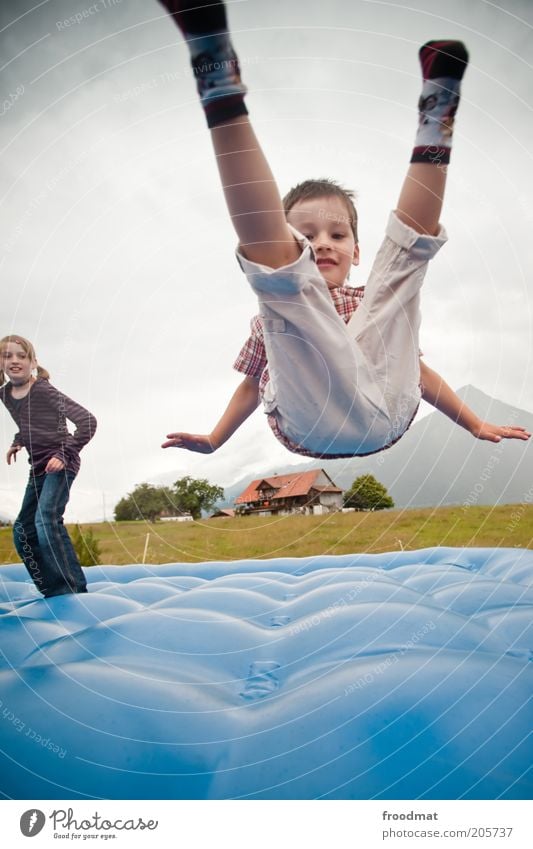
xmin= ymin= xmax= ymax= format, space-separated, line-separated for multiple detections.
xmin=0 ymin=334 xmax=50 ymax=386
xmin=283 ymin=178 xmax=358 ymax=243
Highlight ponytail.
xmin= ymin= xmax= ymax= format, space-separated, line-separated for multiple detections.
xmin=36 ymin=364 xmax=50 ymax=380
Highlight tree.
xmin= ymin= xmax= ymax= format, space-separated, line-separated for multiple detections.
xmin=113 ymin=483 xmax=167 ymax=523
xmin=172 ymin=476 xmax=225 ymax=520
xmin=71 ymin=524 xmax=102 ymax=566
xmin=343 ymin=474 xmax=394 ymax=511
xmin=113 ymin=478 xmax=225 ymax=522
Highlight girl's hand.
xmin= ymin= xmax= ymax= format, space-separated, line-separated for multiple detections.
xmin=162 ymin=432 xmax=217 ymax=454
xmin=45 ymin=456 xmax=65 ymax=473
xmin=6 ymin=445 xmax=22 ymax=465
xmin=470 ymin=422 xmax=531 ymax=443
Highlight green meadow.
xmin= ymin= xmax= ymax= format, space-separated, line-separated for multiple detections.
xmin=1 ymin=504 xmax=532 ymax=566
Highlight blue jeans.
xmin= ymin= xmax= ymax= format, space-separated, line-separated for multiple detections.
xmin=13 ymin=471 xmax=87 ymax=598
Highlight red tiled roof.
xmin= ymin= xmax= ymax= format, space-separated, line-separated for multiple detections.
xmin=235 ymin=469 xmax=338 ymax=504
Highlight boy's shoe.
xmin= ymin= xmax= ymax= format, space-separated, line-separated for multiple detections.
xmin=419 ymin=40 xmax=469 ymax=82
xmin=158 ymin=0 xmax=229 ymax=41
xmin=412 ymin=40 xmax=469 ymax=164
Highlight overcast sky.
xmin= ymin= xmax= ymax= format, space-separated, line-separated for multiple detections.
xmin=1 ymin=0 xmax=532 ymax=522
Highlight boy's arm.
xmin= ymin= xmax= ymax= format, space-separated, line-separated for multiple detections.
xmin=162 ymin=375 xmax=261 ymax=454
xmin=419 ymin=361 xmax=530 ymax=442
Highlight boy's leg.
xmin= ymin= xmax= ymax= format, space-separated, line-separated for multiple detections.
xmin=210 ymin=117 xmax=300 ymax=268
xmin=159 ymin=1 xmax=298 ymax=269
xmin=396 ymin=40 xmax=469 ymax=235
xmin=348 ymin=214 xmax=448 ymax=442
xmin=349 ymin=41 xmax=468 ymax=437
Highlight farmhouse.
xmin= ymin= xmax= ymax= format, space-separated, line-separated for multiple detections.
xmin=159 ymin=513 xmax=194 ymax=522
xmin=235 ymin=469 xmax=343 ymax=517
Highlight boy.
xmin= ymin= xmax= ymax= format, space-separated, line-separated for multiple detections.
xmin=159 ymin=1 xmax=529 ymax=457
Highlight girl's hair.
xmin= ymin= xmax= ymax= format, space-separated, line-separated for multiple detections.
xmin=0 ymin=335 xmax=50 ymax=386
xmin=283 ymin=178 xmax=359 ymax=243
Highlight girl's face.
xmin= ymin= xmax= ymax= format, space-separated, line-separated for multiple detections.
xmin=1 ymin=341 xmax=35 ymax=386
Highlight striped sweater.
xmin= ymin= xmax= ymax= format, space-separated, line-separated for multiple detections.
xmin=1 ymin=378 xmax=96 ymax=475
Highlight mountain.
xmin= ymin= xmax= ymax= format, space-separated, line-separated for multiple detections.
xmin=223 ymin=386 xmax=533 ymax=509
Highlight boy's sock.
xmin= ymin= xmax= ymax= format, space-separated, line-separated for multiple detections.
xmin=411 ymin=40 xmax=469 ymax=165
xmin=159 ymin=1 xmax=248 ymax=129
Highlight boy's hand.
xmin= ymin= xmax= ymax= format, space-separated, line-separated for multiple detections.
xmin=6 ymin=445 xmax=22 ymax=464
xmin=470 ymin=422 xmax=531 ymax=443
xmin=162 ymin=432 xmax=217 ymax=454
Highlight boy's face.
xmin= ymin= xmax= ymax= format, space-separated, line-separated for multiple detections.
xmin=286 ymin=195 xmax=359 ymax=289
xmin=1 ymin=341 xmax=35 ymax=385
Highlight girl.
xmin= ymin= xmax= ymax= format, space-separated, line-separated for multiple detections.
xmin=0 ymin=335 xmax=97 ymax=598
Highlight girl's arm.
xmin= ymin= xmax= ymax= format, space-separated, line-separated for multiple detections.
xmin=162 ymin=375 xmax=260 ymax=454
xmin=60 ymin=392 xmax=97 ymax=454
xmin=43 ymin=383 xmax=97 ymax=470
xmin=419 ymin=361 xmax=530 ymax=442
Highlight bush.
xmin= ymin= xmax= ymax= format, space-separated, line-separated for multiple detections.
xmin=71 ymin=524 xmax=102 ymax=566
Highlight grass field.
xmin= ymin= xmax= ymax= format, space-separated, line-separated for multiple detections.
xmin=1 ymin=504 xmax=532 ymax=567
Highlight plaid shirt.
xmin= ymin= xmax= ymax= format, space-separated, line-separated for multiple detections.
xmin=233 ymin=284 xmax=377 ymax=458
